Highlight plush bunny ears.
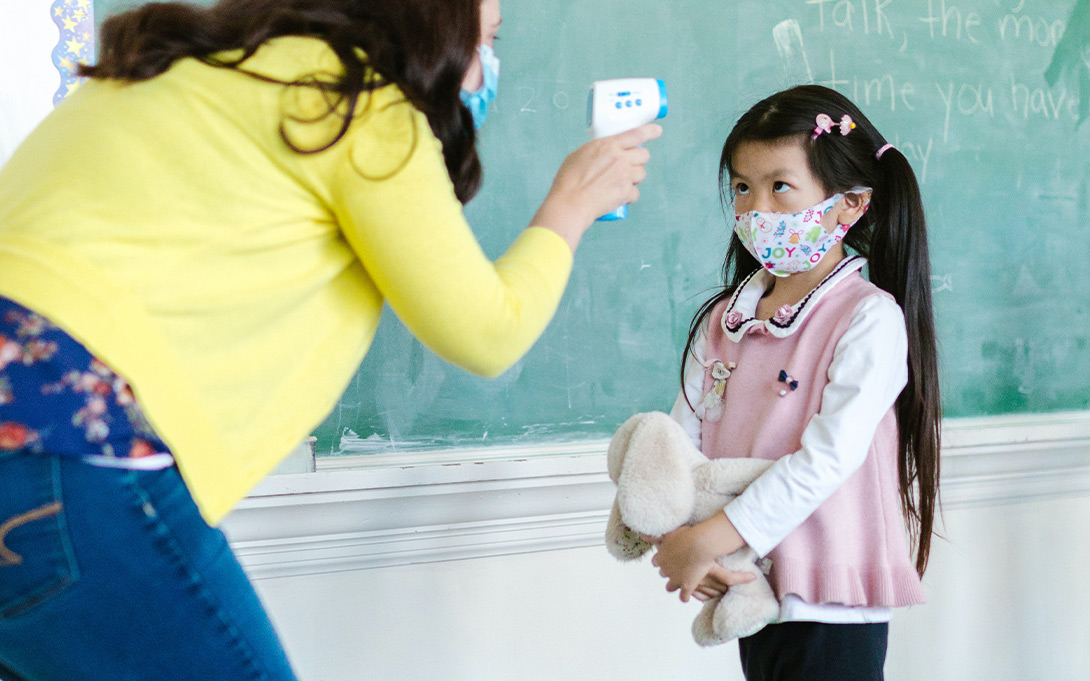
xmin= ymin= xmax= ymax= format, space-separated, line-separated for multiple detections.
xmin=811 ymin=113 xmax=856 ymax=140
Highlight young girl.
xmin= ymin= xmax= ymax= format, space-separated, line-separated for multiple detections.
xmin=651 ymin=85 xmax=941 ymax=681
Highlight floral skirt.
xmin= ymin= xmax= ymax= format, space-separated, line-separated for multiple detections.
xmin=0 ymin=296 xmax=171 ymax=466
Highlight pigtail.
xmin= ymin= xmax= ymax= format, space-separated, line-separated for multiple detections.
xmin=868 ymin=145 xmax=942 ymax=577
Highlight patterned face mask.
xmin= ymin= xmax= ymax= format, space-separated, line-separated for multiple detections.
xmin=733 ymin=187 xmax=870 ymax=277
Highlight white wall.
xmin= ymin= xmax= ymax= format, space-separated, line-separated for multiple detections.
xmin=256 ymin=544 xmax=750 ymax=681
xmin=226 ymin=413 xmax=1090 ymax=681
xmin=247 ymin=496 xmax=1090 ymax=681
xmin=887 ymin=497 xmax=1090 ymax=681
xmin=0 ymin=0 xmax=62 ymax=166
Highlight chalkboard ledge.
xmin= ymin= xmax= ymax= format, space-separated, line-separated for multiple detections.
xmin=223 ymin=412 xmax=1090 ymax=581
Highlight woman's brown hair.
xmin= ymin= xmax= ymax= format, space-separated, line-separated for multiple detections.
xmin=80 ymin=0 xmax=483 ymax=203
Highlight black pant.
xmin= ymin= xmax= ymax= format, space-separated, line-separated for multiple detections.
xmin=738 ymin=622 xmax=889 ymax=681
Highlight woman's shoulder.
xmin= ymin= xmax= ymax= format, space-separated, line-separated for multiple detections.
xmin=212 ymin=36 xmax=408 ymax=106
xmin=220 ymin=36 xmax=347 ymax=83
xmin=213 ymin=37 xmax=428 ymax=169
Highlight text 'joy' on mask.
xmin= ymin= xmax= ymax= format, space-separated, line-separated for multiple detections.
xmin=733 ymin=188 xmax=871 ymax=277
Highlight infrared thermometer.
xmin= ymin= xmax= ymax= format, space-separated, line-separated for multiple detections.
xmin=587 ymin=78 xmax=668 ymax=220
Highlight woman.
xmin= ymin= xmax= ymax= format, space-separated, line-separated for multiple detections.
xmin=0 ymin=1 xmax=660 ymax=679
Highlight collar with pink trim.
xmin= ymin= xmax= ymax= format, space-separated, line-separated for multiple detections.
xmin=719 ymin=256 xmax=867 ymax=340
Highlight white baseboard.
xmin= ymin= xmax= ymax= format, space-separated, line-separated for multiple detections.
xmin=223 ymin=412 xmax=1090 ymax=581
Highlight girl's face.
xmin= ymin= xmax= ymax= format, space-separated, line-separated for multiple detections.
xmin=461 ymin=0 xmax=502 ymax=92
xmin=730 ymin=138 xmax=826 ymax=215
xmin=729 ymin=138 xmax=867 ymax=233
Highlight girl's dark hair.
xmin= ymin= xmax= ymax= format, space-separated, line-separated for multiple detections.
xmin=683 ymin=84 xmax=941 ymax=575
xmin=80 ymin=0 xmax=482 ymax=203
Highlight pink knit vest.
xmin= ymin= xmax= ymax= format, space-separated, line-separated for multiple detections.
xmin=700 ymin=265 xmax=925 ymax=608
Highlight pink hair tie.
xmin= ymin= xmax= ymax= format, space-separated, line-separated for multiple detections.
xmin=876 ymin=143 xmax=895 ymax=159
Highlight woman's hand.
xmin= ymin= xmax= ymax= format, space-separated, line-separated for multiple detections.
xmin=649 ymin=513 xmax=750 ymax=603
xmin=531 ymin=123 xmax=663 ymax=252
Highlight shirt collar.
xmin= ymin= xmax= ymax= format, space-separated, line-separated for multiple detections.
xmin=720 ymin=256 xmax=867 ymax=340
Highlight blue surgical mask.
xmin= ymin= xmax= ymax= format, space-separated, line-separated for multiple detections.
xmin=460 ymin=44 xmax=500 ymax=129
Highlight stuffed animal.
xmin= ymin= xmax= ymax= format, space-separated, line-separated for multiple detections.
xmin=605 ymin=411 xmax=780 ymax=645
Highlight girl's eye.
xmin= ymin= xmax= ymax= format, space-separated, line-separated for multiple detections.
xmin=773 ymin=181 xmax=790 ymax=193
xmin=733 ymin=182 xmax=749 ymax=195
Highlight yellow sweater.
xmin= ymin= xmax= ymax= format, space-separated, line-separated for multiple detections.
xmin=0 ymin=37 xmax=573 ymax=524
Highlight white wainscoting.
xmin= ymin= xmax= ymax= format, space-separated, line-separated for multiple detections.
xmin=223 ymin=411 xmax=1090 ymax=581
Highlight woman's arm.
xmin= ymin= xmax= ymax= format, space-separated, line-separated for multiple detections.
xmin=529 ymin=125 xmax=658 ymax=252
xmin=329 ymin=99 xmax=659 ymax=377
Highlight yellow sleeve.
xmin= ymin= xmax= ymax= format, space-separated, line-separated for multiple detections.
xmin=328 ymin=96 xmax=574 ymax=378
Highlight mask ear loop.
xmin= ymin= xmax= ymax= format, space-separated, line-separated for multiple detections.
xmin=837 ymin=187 xmax=873 ymax=229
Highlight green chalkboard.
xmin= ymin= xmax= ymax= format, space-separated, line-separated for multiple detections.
xmin=93 ymin=0 xmax=1090 ymax=456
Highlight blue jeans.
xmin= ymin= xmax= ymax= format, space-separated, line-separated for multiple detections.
xmin=0 ymin=451 xmax=299 ymax=681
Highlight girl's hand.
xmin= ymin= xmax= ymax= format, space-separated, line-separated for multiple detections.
xmin=641 ymin=531 xmax=735 ymax=602
xmin=531 ymin=123 xmax=663 ymax=252
xmin=692 ymin=564 xmax=757 ymax=602
xmin=650 ymin=513 xmax=749 ymax=603
xmin=651 ymin=524 xmax=717 ymax=602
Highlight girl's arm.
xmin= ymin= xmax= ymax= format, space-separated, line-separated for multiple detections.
xmin=657 ymin=325 xmax=754 ymax=601
xmin=651 ymin=513 xmax=749 ymax=602
xmin=721 ymin=295 xmax=908 ymax=558
xmin=654 ymin=295 xmax=908 ymax=601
